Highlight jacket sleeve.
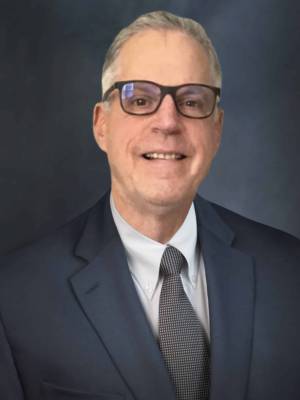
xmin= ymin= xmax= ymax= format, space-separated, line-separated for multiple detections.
xmin=0 ymin=314 xmax=24 ymax=398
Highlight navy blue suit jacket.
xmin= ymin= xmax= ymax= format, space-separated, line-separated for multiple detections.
xmin=0 ymin=193 xmax=300 ymax=399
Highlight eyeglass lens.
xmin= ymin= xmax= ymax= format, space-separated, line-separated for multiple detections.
xmin=120 ymin=81 xmax=216 ymax=118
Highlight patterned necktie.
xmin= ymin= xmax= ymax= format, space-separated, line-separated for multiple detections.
xmin=158 ymin=246 xmax=210 ymax=400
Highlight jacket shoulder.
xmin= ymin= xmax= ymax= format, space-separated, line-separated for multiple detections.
xmin=209 ymin=200 xmax=300 ymax=254
xmin=0 ymin=197 xmax=106 ymax=275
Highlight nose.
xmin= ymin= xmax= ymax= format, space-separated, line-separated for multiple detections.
xmin=152 ymin=94 xmax=181 ymax=134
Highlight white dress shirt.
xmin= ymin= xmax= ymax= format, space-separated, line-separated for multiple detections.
xmin=110 ymin=195 xmax=210 ymax=339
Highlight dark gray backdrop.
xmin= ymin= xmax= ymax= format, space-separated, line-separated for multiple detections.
xmin=1 ymin=0 xmax=299 ymax=255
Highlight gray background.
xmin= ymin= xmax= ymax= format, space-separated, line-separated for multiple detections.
xmin=1 ymin=0 xmax=299 ymax=255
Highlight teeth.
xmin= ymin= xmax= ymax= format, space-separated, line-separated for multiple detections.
xmin=144 ymin=152 xmax=183 ymax=160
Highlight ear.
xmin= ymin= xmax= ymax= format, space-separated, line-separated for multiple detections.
xmin=93 ymin=102 xmax=108 ymax=153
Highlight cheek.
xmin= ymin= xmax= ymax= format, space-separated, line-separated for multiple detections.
xmin=107 ymin=115 xmax=143 ymax=155
xmin=189 ymin=128 xmax=220 ymax=172
xmin=106 ymin=135 xmax=123 ymax=168
xmin=191 ymin=128 xmax=215 ymax=155
xmin=105 ymin=125 xmax=134 ymax=168
xmin=201 ymin=119 xmax=221 ymax=153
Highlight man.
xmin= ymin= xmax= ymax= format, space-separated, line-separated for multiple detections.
xmin=0 ymin=10 xmax=299 ymax=400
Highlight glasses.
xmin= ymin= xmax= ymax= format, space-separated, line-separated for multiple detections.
xmin=102 ymin=80 xmax=221 ymax=119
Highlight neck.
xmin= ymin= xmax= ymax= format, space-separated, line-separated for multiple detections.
xmin=111 ymin=192 xmax=192 ymax=244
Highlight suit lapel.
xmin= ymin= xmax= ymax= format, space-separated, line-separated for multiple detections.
xmin=71 ymin=193 xmax=255 ymax=400
xmin=195 ymin=197 xmax=255 ymax=400
xmin=71 ymin=194 xmax=175 ymax=400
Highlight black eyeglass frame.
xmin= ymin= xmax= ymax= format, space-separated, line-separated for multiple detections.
xmin=102 ymin=80 xmax=221 ymax=119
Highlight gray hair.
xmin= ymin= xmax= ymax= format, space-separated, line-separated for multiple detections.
xmin=101 ymin=10 xmax=222 ymax=95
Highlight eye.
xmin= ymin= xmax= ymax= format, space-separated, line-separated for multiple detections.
xmin=184 ymin=99 xmax=199 ymax=108
xmin=178 ymin=97 xmax=205 ymax=110
xmin=134 ymin=98 xmax=148 ymax=106
xmin=127 ymin=95 xmax=154 ymax=108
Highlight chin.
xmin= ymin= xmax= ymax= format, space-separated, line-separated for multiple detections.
xmin=140 ymin=188 xmax=194 ymax=210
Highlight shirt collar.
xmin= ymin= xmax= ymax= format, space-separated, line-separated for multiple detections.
xmin=110 ymin=194 xmax=198 ymax=299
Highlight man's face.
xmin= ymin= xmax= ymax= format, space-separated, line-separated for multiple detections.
xmin=93 ymin=29 xmax=223 ymax=214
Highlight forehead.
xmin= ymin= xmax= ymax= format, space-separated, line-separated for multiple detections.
xmin=116 ymin=29 xmax=213 ymax=86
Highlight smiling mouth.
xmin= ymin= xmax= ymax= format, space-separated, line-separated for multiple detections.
xmin=143 ymin=152 xmax=186 ymax=160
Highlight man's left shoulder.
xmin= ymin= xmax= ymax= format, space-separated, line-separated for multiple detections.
xmin=196 ymin=196 xmax=300 ymax=257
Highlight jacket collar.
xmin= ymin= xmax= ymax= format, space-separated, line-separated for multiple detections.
xmin=74 ymin=192 xmax=116 ymax=262
xmin=194 ymin=195 xmax=235 ymax=245
xmin=194 ymin=196 xmax=255 ymax=400
xmin=75 ymin=193 xmax=235 ymax=262
xmin=72 ymin=192 xmax=254 ymax=400
xmin=72 ymin=192 xmax=176 ymax=399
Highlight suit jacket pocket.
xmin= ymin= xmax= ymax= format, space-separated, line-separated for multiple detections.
xmin=41 ymin=381 xmax=124 ymax=399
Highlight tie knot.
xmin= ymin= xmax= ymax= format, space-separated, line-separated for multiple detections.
xmin=160 ymin=246 xmax=186 ymax=277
